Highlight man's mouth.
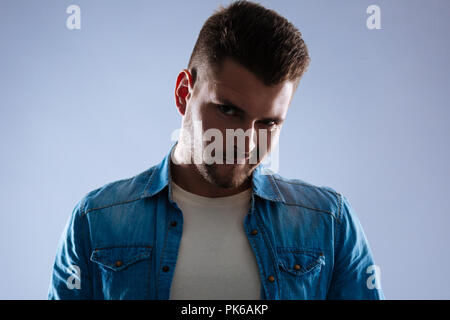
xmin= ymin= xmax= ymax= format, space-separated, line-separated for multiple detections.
xmin=222 ymin=154 xmax=249 ymax=164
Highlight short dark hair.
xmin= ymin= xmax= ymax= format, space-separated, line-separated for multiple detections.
xmin=188 ymin=0 xmax=310 ymax=88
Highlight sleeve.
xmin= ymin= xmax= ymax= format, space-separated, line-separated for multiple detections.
xmin=47 ymin=198 xmax=93 ymax=299
xmin=326 ymin=194 xmax=385 ymax=300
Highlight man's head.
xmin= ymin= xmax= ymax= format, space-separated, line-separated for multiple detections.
xmin=188 ymin=0 xmax=310 ymax=91
xmin=174 ymin=1 xmax=310 ymax=190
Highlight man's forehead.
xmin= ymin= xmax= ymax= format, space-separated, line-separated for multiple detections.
xmin=207 ymin=77 xmax=293 ymax=115
xmin=195 ymin=58 xmax=294 ymax=116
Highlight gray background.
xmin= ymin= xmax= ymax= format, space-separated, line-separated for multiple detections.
xmin=0 ymin=0 xmax=449 ymax=299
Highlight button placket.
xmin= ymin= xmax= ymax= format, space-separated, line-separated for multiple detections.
xmin=244 ymin=213 xmax=279 ymax=299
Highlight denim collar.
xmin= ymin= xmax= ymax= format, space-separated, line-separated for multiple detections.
xmin=140 ymin=141 xmax=283 ymax=203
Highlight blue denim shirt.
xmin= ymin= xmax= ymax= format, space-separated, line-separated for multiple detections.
xmin=48 ymin=143 xmax=384 ymax=300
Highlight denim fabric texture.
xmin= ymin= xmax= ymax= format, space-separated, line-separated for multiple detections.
xmin=48 ymin=142 xmax=385 ymax=300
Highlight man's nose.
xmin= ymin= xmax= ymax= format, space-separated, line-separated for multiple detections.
xmin=236 ymin=122 xmax=258 ymax=159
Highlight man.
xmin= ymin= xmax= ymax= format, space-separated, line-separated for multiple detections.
xmin=48 ymin=1 xmax=384 ymax=300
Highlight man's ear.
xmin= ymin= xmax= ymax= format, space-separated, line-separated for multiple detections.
xmin=175 ymin=69 xmax=194 ymax=116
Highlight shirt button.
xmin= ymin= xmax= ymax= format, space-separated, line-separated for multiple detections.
xmin=170 ymin=221 xmax=177 ymax=227
xmin=294 ymin=264 xmax=301 ymax=270
xmin=162 ymin=265 xmax=170 ymax=272
xmin=268 ymin=275 xmax=275 ymax=282
xmin=251 ymin=229 xmax=258 ymax=235
xmin=115 ymin=260 xmax=123 ymax=267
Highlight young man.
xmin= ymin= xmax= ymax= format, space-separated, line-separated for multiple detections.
xmin=48 ymin=1 xmax=384 ymax=300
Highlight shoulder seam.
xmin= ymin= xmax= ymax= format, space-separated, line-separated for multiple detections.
xmin=323 ymin=187 xmax=343 ymax=224
xmin=80 ymin=169 xmax=154 ymax=217
xmin=273 ymin=177 xmax=342 ymax=223
xmin=81 ymin=197 xmax=144 ymax=217
xmin=281 ymin=201 xmax=338 ymax=219
xmin=273 ymin=178 xmax=316 ymax=188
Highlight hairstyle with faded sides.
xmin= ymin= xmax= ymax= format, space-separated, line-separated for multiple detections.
xmin=188 ymin=0 xmax=310 ymax=90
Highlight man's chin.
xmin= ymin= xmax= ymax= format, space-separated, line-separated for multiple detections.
xmin=203 ymin=162 xmax=253 ymax=189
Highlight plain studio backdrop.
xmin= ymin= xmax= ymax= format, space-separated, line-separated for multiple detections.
xmin=0 ymin=0 xmax=449 ymax=299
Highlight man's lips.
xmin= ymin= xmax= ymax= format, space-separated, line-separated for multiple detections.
xmin=212 ymin=148 xmax=253 ymax=163
xmin=222 ymin=154 xmax=250 ymax=163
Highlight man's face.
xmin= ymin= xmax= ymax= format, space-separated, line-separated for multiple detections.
xmin=178 ymin=58 xmax=294 ymax=189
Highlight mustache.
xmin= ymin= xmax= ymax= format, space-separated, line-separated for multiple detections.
xmin=218 ymin=147 xmax=261 ymax=162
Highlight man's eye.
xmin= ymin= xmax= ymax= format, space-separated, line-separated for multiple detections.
xmin=218 ymin=105 xmax=236 ymax=116
xmin=262 ymin=120 xmax=276 ymax=126
xmin=259 ymin=119 xmax=278 ymax=128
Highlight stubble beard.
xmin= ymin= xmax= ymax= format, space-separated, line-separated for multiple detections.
xmin=194 ymin=160 xmax=256 ymax=189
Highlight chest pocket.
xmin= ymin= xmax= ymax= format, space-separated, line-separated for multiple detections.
xmin=90 ymin=245 xmax=153 ymax=299
xmin=276 ymin=247 xmax=325 ymax=299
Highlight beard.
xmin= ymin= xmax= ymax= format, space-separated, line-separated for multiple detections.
xmin=194 ymin=160 xmax=258 ymax=189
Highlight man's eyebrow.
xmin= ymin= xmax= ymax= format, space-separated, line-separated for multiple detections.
xmin=215 ymin=97 xmax=246 ymax=114
xmin=215 ymin=97 xmax=285 ymax=123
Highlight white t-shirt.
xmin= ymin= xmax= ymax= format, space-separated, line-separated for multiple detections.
xmin=168 ymin=179 xmax=261 ymax=300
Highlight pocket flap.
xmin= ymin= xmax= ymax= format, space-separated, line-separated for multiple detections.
xmin=90 ymin=245 xmax=153 ymax=271
xmin=277 ymin=247 xmax=325 ymax=276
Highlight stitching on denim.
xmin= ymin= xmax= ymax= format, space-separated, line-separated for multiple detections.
xmin=156 ymin=203 xmax=170 ymax=300
xmin=93 ymin=252 xmax=152 ymax=269
xmin=326 ymin=205 xmax=339 ymax=295
xmin=246 ymin=197 xmax=269 ymax=298
xmin=336 ymin=193 xmax=344 ymax=247
xmin=268 ymin=174 xmax=283 ymax=202
xmin=80 ymin=169 xmax=158 ymax=217
xmin=325 ymin=187 xmax=342 ymax=224
xmin=319 ymin=190 xmax=342 ymax=296
xmin=276 ymin=247 xmax=323 ymax=255
xmin=273 ymin=178 xmax=319 ymax=188
xmin=247 ymin=193 xmax=270 ymax=299
xmin=331 ymin=194 xmax=343 ymax=287
xmin=79 ymin=169 xmax=154 ymax=217
xmin=271 ymin=178 xmax=341 ymax=221
xmin=273 ymin=177 xmax=341 ymax=199
xmin=278 ymin=257 xmax=323 ymax=277
xmin=273 ymin=178 xmax=339 ymax=199
xmin=277 ymin=249 xmax=324 ymax=271
xmin=142 ymin=167 xmax=156 ymax=197
xmin=339 ymin=193 xmax=343 ymax=222
xmin=326 ymin=193 xmax=344 ymax=296
xmin=280 ymin=201 xmax=337 ymax=219
xmin=81 ymin=197 xmax=143 ymax=217
xmin=304 ymin=256 xmax=325 ymax=272
xmin=93 ymin=245 xmax=153 ymax=251
xmin=326 ymin=188 xmax=342 ymax=224
xmin=254 ymin=205 xmax=281 ymax=299
xmin=247 ymin=225 xmax=269 ymax=299
xmin=78 ymin=206 xmax=93 ymax=286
